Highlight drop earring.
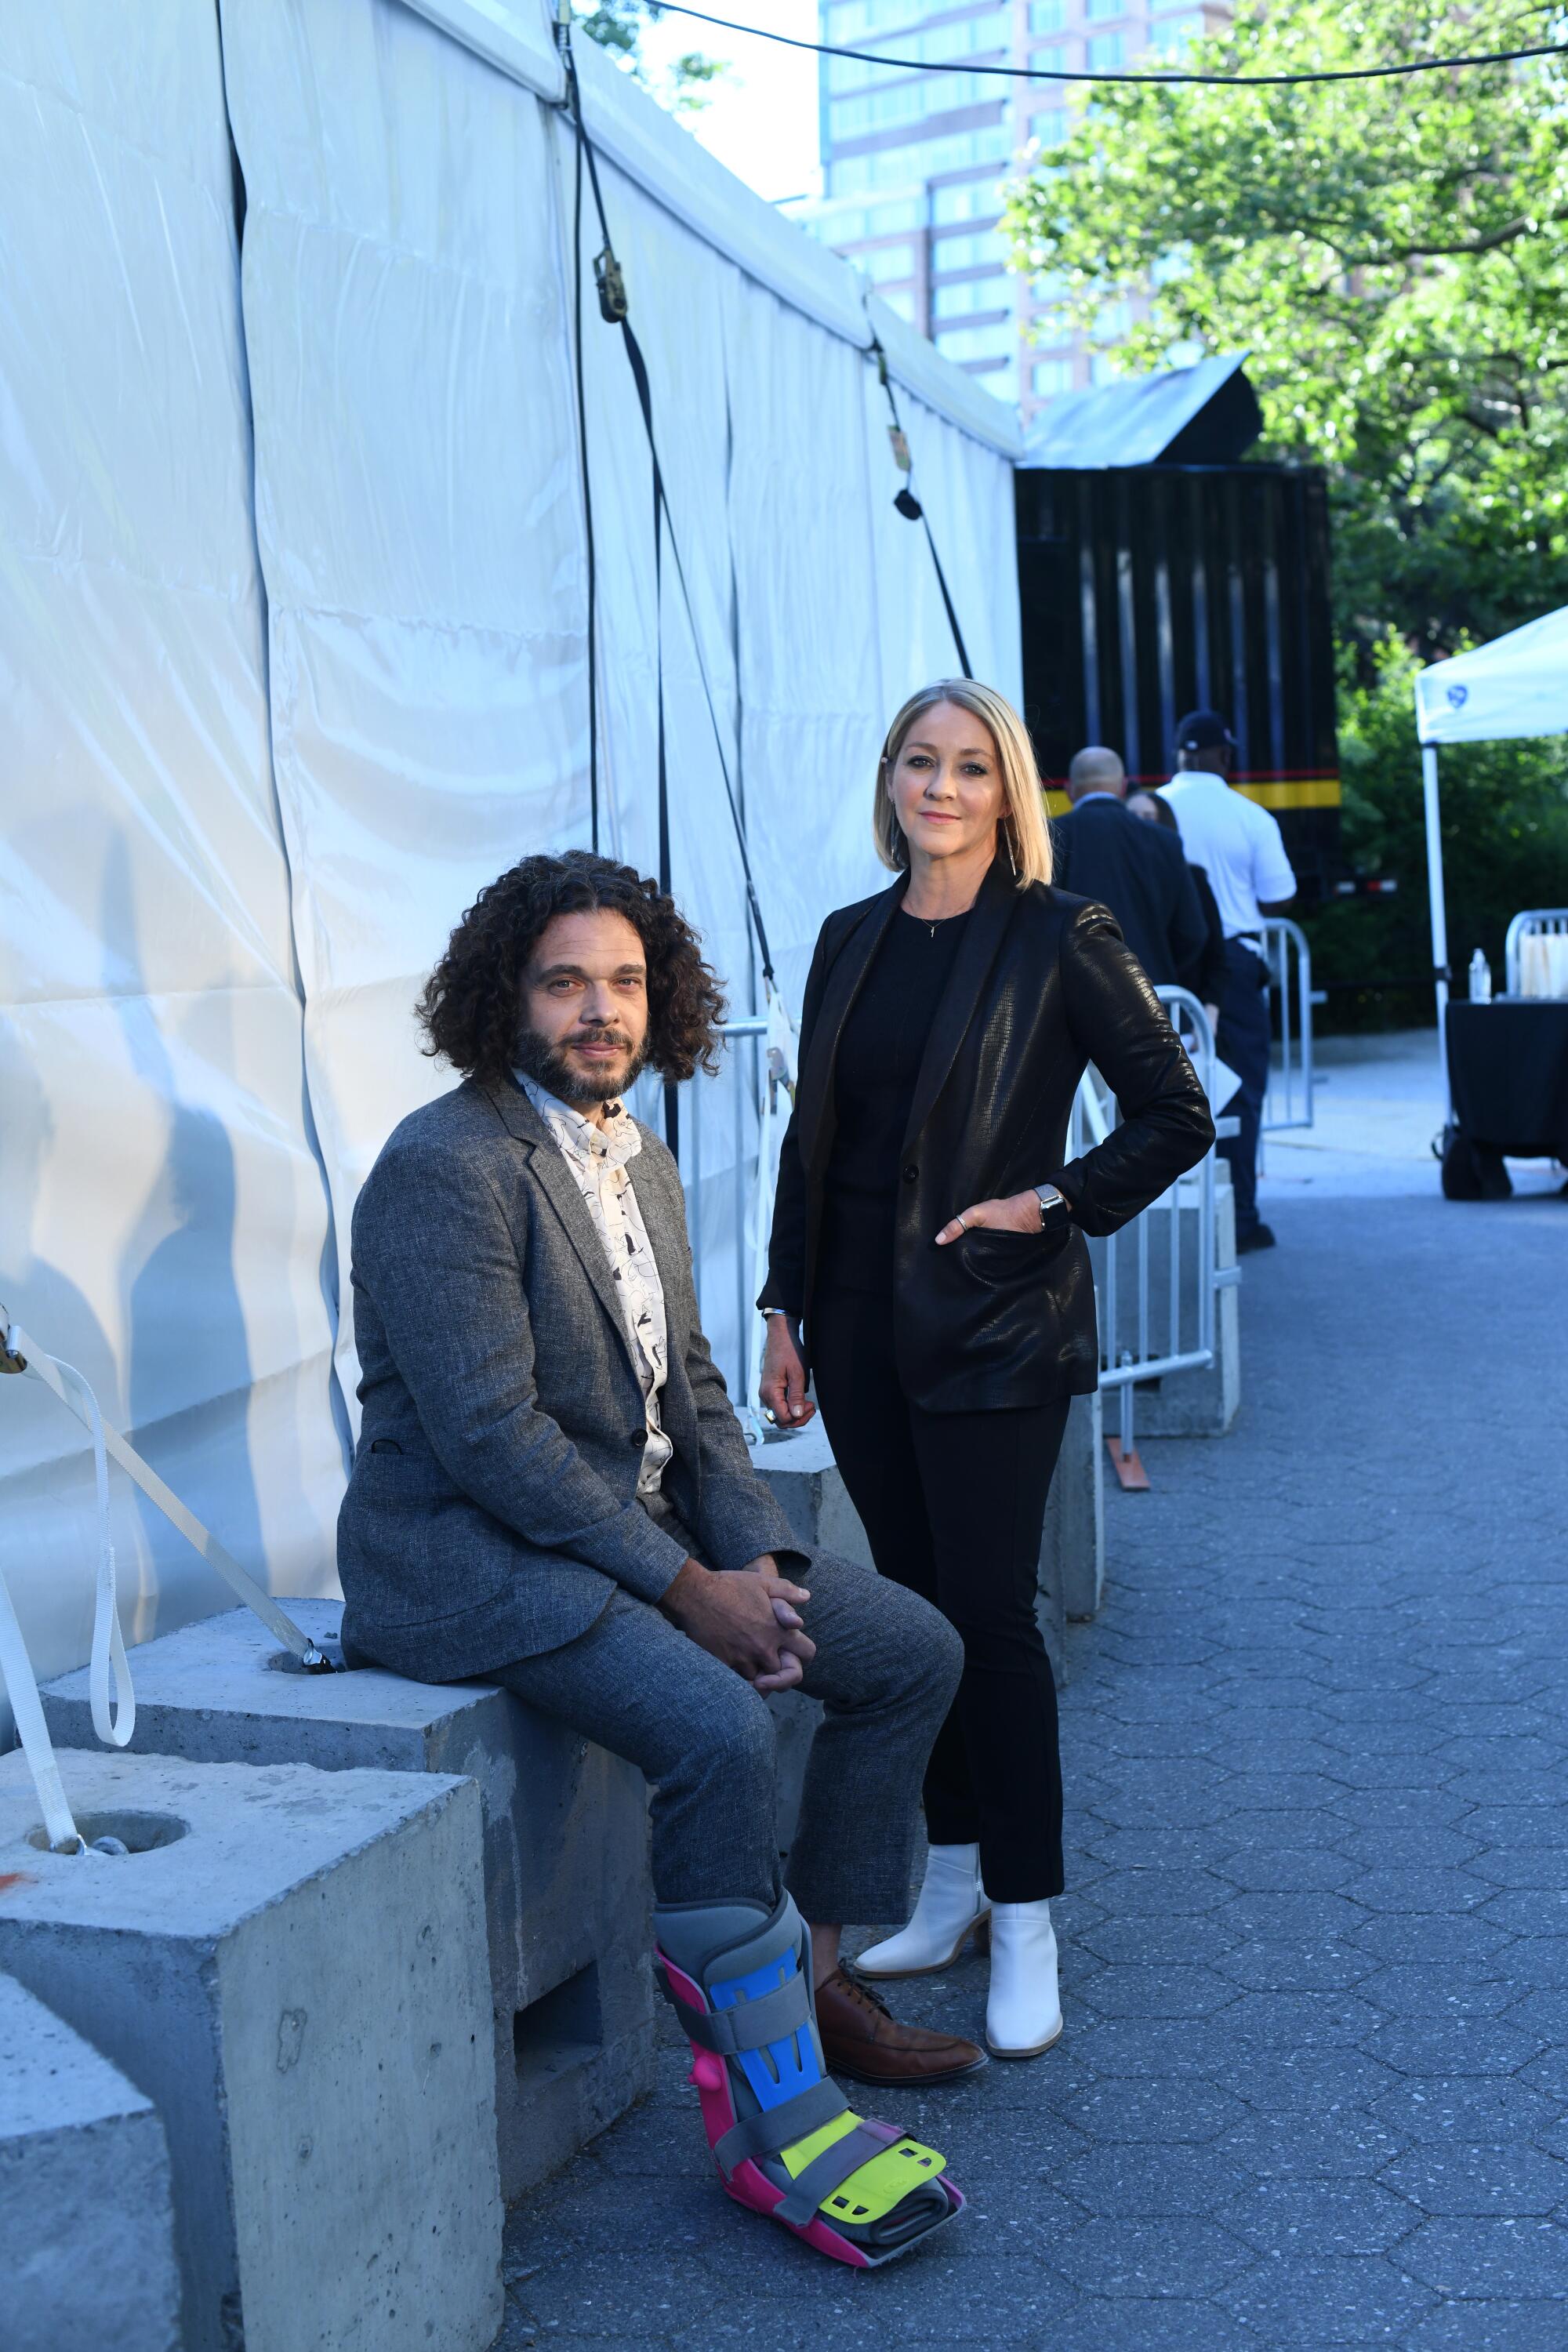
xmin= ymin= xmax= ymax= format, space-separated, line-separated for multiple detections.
xmin=1005 ymin=822 xmax=1018 ymax=879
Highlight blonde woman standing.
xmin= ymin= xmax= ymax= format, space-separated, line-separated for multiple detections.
xmin=759 ymin=681 xmax=1213 ymax=2059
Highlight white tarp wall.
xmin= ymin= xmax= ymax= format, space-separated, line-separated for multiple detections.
xmin=2 ymin=0 xmax=1021 ymax=1733
xmin=0 ymin=3 xmax=347 ymax=1732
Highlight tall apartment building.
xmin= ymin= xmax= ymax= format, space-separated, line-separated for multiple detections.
xmin=796 ymin=0 xmax=1220 ymax=421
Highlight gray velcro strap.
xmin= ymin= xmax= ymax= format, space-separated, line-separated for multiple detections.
xmin=713 ymin=2078 xmax=849 ymax=2180
xmin=773 ymin=2120 xmax=899 ymax=2230
xmin=666 ymin=1973 xmax=812 ymax=2056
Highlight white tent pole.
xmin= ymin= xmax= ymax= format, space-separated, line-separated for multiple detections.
xmin=1421 ymin=743 xmax=1452 ymax=1120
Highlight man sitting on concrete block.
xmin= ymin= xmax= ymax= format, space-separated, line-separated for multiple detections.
xmin=339 ymin=851 xmax=976 ymax=2268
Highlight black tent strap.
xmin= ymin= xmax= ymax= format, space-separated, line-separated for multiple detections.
xmin=566 ymin=60 xmax=600 ymax=853
xmin=560 ymin=34 xmax=777 ymax=991
xmin=869 ymin=330 xmax=973 ymax=681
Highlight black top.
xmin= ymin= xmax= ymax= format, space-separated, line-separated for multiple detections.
xmin=1051 ymin=795 xmax=1207 ymax=990
xmin=818 ymin=905 xmax=973 ymax=1295
xmin=762 ymin=856 xmax=1215 ymax=1413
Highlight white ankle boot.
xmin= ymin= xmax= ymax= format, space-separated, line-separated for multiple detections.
xmin=985 ymin=1900 xmax=1062 ymax=2057
xmin=855 ymin=1843 xmax=990 ymax=1979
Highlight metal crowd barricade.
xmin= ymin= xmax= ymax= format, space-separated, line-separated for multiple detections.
xmin=1080 ymin=989 xmax=1234 ymax=1478
xmin=677 ymin=999 xmax=1233 ymax=1472
xmin=667 ymin=1014 xmax=770 ymax=1420
xmin=1504 ymin=908 xmax=1568 ymax=996
xmin=1259 ymin=915 xmax=1317 ymax=1132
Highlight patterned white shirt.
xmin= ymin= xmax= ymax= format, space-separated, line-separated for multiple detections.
xmin=517 ymin=1074 xmax=672 ymax=1498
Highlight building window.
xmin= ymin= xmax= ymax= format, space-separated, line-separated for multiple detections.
xmin=1029 ymin=40 xmax=1067 ymax=73
xmin=1028 ymin=105 xmax=1069 ymax=147
xmin=971 ymin=355 xmax=1019 ymax=403
xmin=1085 ymin=0 xmax=1124 ymax=19
xmin=1090 ymin=350 xmax=1123 ymax=383
xmin=1146 ymin=12 xmax=1204 ymax=57
xmin=934 ymin=320 xmax=1016 ymax=363
xmin=878 ymin=285 xmax=917 ymax=323
xmin=1087 ymin=31 xmax=1126 ymax=67
xmin=931 ymin=274 xmax=1011 ymax=321
xmin=1029 ymin=0 xmax=1066 ymax=30
xmin=858 ymin=240 xmax=917 ymax=284
xmin=933 ymin=226 xmax=1006 ymax=271
xmin=1031 ymin=357 xmax=1073 ymax=395
xmin=931 ymin=177 xmax=1002 ymax=226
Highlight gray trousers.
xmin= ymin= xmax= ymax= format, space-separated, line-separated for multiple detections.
xmin=489 ymin=1512 xmax=963 ymax=1926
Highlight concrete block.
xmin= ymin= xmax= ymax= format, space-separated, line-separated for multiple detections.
xmin=42 ymin=1599 xmax=655 ymax=2203
xmin=0 ymin=1747 xmax=501 ymax=2352
xmin=1044 ymin=1388 xmax=1105 ymax=1629
xmin=0 ymin=1972 xmax=181 ymax=2352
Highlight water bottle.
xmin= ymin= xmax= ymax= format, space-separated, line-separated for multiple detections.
xmin=1468 ymin=949 xmax=1492 ymax=1004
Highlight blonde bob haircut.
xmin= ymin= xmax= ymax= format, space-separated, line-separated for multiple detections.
xmin=873 ymin=678 xmax=1053 ymax=890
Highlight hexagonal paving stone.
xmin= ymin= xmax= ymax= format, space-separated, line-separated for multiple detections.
xmin=1045 ymin=2212 xmax=1254 ymax=2297
xmin=1063 ymin=2077 xmax=1249 ymax=2147
xmin=1380 ymin=2143 xmax=1568 ymax=2218
xmin=1399 ymin=2216 xmax=1568 ymax=2297
xmin=1077 ymin=1964 xmax=1240 ymax=2020
xmin=1363 ymin=2019 xmax=1547 ymax=2078
xmin=1215 ymin=2108 xmax=1413 ymax=2181
xmin=1370 ymin=2076 xmax=1565 ymax=2146
xmin=1218 ymin=2253 xmax=1436 ymax=2343
xmin=1221 ymin=2175 xmax=1420 ymax=2257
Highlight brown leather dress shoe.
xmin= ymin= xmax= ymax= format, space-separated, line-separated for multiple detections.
xmin=814 ymin=1967 xmax=987 ymax=2086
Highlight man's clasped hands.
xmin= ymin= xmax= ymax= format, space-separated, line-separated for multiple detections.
xmin=659 ymin=1556 xmax=814 ymax=1693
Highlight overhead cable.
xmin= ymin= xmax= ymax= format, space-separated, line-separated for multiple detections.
xmin=644 ymin=6 xmax=1565 ymax=89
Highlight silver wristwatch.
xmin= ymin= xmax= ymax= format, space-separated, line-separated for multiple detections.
xmin=1033 ymin=1183 xmax=1067 ymax=1229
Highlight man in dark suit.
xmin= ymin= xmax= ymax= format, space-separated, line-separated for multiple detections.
xmin=1052 ymin=746 xmax=1207 ymax=990
xmin=337 ymin=849 xmax=972 ymax=2267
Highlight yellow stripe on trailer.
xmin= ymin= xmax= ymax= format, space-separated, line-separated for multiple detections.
xmin=1235 ymin=776 xmax=1341 ymax=811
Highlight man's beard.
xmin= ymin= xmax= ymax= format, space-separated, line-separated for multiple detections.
xmin=514 ymin=1024 xmax=648 ymax=1107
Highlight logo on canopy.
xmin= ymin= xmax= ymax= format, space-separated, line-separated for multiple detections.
xmin=1446 ymin=683 xmax=1468 ymax=709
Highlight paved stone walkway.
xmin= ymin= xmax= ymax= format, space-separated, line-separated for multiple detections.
xmin=500 ymin=1190 xmax=1568 ymax=2349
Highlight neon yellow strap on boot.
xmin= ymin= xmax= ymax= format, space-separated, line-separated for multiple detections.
xmin=782 ymin=2112 xmax=947 ymax=2227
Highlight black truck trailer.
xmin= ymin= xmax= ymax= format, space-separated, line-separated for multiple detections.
xmin=1014 ymin=379 xmax=1344 ymax=905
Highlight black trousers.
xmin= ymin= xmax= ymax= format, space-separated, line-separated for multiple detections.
xmin=812 ymin=1289 xmax=1069 ymax=1904
xmin=1218 ymin=938 xmax=1272 ymax=1239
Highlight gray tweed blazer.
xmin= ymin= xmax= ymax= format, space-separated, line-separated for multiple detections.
xmin=338 ymin=1076 xmax=797 ymax=1679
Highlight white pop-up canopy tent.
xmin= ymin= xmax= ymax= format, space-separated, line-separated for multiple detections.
xmin=1414 ymin=606 xmax=1568 ymax=1085
xmin=0 ymin=0 xmax=1022 ymax=1736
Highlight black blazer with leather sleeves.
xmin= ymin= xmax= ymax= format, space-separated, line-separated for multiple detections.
xmin=761 ymin=854 xmax=1215 ymax=1413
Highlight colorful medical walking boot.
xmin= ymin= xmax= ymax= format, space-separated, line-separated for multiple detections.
xmin=654 ymin=1891 xmax=964 ymax=2267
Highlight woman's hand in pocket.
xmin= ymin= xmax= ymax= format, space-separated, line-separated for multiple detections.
xmin=759 ymin=1314 xmax=816 ymax=1428
xmin=935 ymin=1190 xmax=1047 ymax=1245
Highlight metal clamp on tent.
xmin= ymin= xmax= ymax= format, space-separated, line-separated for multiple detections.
xmin=1 ymin=1308 xmax=336 ymax=1679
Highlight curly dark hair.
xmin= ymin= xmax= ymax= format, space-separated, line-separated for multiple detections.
xmin=416 ymin=850 xmax=727 ymax=1089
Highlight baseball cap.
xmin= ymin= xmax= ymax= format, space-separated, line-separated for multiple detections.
xmin=1174 ymin=710 xmax=1235 ymax=753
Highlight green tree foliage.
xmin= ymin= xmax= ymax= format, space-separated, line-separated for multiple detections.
xmin=1005 ymin=1 xmax=1568 ymax=669
xmin=579 ymin=0 xmax=727 ymax=111
xmin=1309 ymin=634 xmax=1568 ymax=1026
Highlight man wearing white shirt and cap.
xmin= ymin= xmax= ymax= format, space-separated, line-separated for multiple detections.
xmin=1160 ymin=710 xmax=1297 ymax=1252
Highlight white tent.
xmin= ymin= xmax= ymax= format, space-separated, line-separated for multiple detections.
xmin=1413 ymin=607 xmax=1568 ymax=1091
xmin=0 ymin=0 xmax=1022 ymax=1735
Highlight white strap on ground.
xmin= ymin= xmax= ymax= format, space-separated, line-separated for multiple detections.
xmin=5 ymin=1319 xmax=324 ymax=1666
xmin=0 ymin=1557 xmax=85 ymax=1852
